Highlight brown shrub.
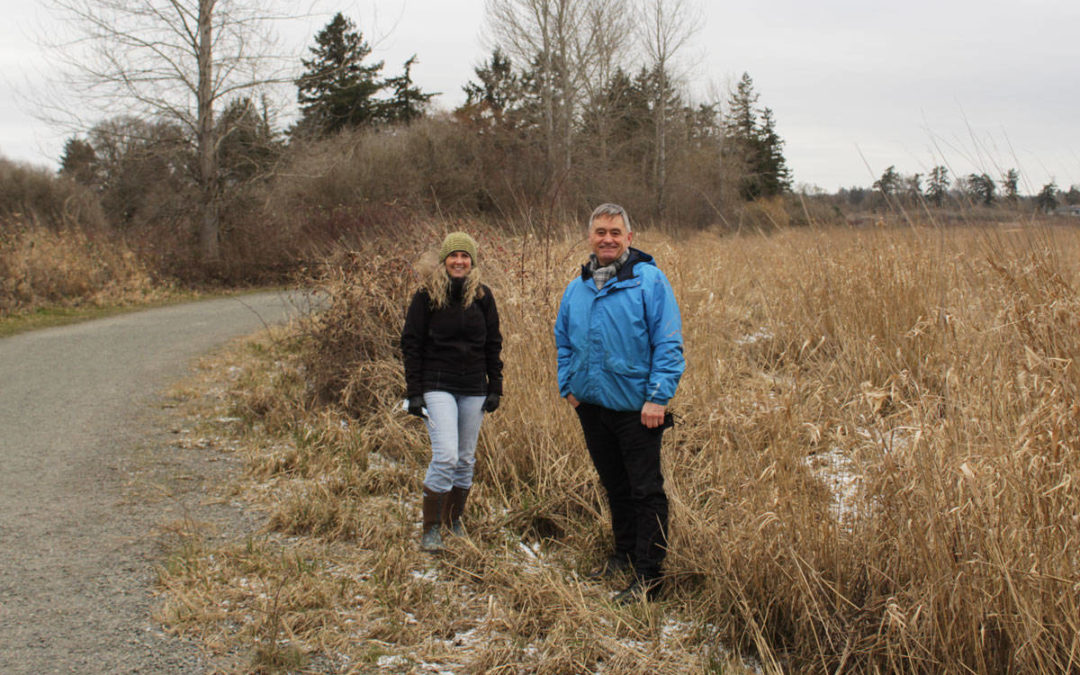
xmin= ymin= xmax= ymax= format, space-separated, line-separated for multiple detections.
xmin=0 ymin=158 xmax=107 ymax=232
xmin=298 ymin=243 xmax=425 ymax=417
xmin=0 ymin=220 xmax=157 ymax=315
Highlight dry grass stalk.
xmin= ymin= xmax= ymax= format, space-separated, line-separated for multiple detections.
xmin=159 ymin=221 xmax=1080 ymax=673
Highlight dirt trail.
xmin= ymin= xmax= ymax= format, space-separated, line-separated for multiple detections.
xmin=0 ymin=292 xmax=308 ymax=673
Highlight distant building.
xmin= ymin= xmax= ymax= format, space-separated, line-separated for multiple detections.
xmin=1054 ymin=205 xmax=1080 ymax=217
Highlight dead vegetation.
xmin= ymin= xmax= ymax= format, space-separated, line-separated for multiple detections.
xmin=0 ymin=159 xmax=169 ymax=316
xmin=158 ymin=221 xmax=1080 ymax=673
xmin=0 ymin=220 xmax=166 ymax=316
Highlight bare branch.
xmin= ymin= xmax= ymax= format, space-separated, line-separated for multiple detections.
xmin=37 ymin=0 xmax=294 ymax=263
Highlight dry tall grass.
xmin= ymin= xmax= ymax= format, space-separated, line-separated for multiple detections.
xmin=160 ymin=220 xmax=1080 ymax=673
xmin=0 ymin=220 xmax=160 ymax=316
xmin=0 ymin=157 xmax=167 ymax=315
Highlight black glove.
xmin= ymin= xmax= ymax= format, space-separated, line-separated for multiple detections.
xmin=482 ymin=393 xmax=501 ymax=413
xmin=407 ymin=395 xmax=426 ymax=417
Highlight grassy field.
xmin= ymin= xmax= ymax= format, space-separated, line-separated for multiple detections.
xmin=158 ymin=221 xmax=1080 ymax=673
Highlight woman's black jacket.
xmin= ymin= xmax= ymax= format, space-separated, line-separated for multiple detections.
xmin=400 ymin=283 xmax=503 ymax=398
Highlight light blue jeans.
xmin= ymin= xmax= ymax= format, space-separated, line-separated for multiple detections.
xmin=422 ymin=391 xmax=486 ymax=493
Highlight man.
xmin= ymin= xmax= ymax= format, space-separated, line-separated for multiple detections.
xmin=554 ymin=203 xmax=685 ymax=603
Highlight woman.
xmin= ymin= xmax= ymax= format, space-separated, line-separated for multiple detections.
xmin=400 ymin=232 xmax=503 ymax=552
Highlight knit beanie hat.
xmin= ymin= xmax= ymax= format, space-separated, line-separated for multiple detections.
xmin=439 ymin=232 xmax=478 ymax=263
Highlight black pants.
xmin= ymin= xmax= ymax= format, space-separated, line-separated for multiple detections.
xmin=575 ymin=402 xmax=669 ymax=580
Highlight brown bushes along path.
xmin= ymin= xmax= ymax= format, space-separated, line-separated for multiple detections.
xmin=0 ymin=291 xmax=308 ymax=673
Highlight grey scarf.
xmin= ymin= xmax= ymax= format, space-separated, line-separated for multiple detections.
xmin=588 ymin=249 xmax=630 ymax=289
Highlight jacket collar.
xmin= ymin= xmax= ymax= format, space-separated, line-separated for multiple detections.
xmin=580 ymin=247 xmax=653 ymax=282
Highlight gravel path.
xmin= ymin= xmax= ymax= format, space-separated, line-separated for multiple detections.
xmin=0 ymin=292 xmax=308 ymax=673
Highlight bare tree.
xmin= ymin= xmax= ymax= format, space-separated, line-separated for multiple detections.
xmin=484 ymin=0 xmax=588 ymax=178
xmin=42 ymin=0 xmax=288 ymax=263
xmin=575 ymin=0 xmax=633 ymax=168
xmin=637 ymin=0 xmax=701 ymax=219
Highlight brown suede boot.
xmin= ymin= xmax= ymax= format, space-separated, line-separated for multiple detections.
xmin=444 ymin=486 xmax=470 ymax=536
xmin=421 ymin=487 xmax=447 ymax=552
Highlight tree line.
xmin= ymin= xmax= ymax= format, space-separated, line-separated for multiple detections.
xmin=836 ymin=164 xmax=1079 ymax=214
xmin=46 ymin=0 xmax=792 ymax=268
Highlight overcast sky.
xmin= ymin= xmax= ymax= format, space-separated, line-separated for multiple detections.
xmin=2 ymin=0 xmax=1077 ymax=193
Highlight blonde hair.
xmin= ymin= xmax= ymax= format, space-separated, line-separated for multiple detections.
xmin=418 ymin=249 xmax=485 ymax=309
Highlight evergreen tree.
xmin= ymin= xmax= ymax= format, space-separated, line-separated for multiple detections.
xmin=687 ymin=102 xmax=722 ymax=144
xmin=725 ymin=73 xmax=758 ymax=145
xmin=381 ymin=56 xmax=436 ymax=124
xmin=216 ymin=96 xmax=282 ymax=185
xmin=927 ymin=165 xmax=949 ymax=206
xmin=724 ymin=72 xmax=790 ymax=200
xmin=579 ymin=66 xmax=650 ymax=168
xmin=757 ymin=107 xmax=791 ymax=195
xmin=968 ymin=173 xmax=996 ymax=206
xmin=1036 ymin=181 xmax=1058 ymax=213
xmin=636 ymin=64 xmax=685 ymax=214
xmin=1001 ymin=169 xmax=1020 ymax=203
xmin=462 ymin=48 xmax=521 ymax=122
xmin=512 ymin=51 xmax=565 ymax=139
xmin=59 ymin=137 xmax=100 ymax=187
xmin=724 ymin=73 xmax=758 ymax=202
xmin=1066 ymin=185 xmax=1080 ymax=206
xmin=839 ymin=186 xmax=870 ymax=207
xmin=873 ymin=165 xmax=901 ymax=196
xmin=295 ymin=13 xmax=385 ymax=136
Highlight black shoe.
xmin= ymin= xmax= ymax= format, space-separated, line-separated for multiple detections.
xmin=613 ymin=577 xmax=662 ymax=605
xmin=587 ymin=554 xmax=632 ymax=579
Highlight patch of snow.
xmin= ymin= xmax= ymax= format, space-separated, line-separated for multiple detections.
xmin=660 ymin=617 xmax=691 ymax=643
xmin=368 ymin=452 xmax=404 ymax=470
xmin=735 ymin=329 xmax=773 ymax=345
xmin=805 ymin=446 xmax=861 ymax=523
xmin=411 ymin=568 xmax=439 ymax=582
xmin=450 ymin=627 xmax=482 ymax=649
xmin=518 ymin=541 xmax=538 ymax=560
xmin=377 ymin=654 xmax=408 ymax=668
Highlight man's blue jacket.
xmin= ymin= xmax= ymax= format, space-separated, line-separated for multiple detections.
xmin=555 ymin=248 xmax=685 ymax=412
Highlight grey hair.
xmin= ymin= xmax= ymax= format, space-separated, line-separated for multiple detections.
xmin=588 ymin=203 xmax=632 ymax=232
